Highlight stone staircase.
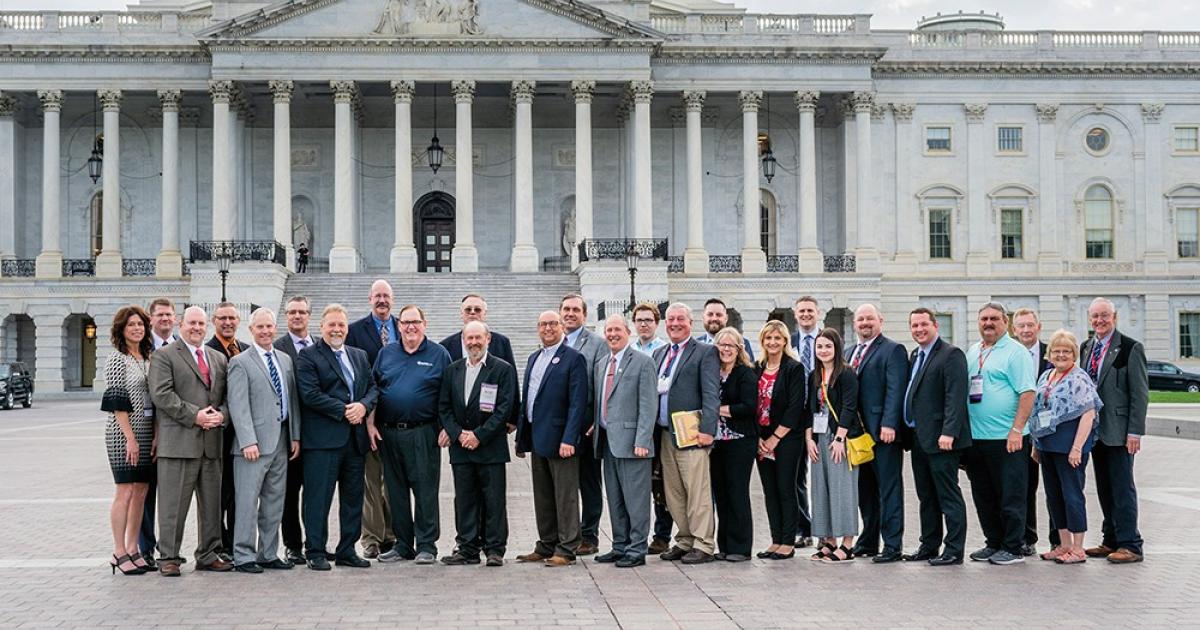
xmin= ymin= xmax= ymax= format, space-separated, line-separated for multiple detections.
xmin=278 ymin=272 xmax=582 ymax=364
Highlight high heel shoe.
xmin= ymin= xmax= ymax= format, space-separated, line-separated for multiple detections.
xmin=129 ymin=552 xmax=151 ymax=570
xmin=110 ymin=554 xmax=146 ymax=575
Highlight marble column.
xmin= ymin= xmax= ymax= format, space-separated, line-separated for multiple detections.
xmin=328 ymin=80 xmax=359 ymax=273
xmin=390 ymin=80 xmax=418 ymax=272
xmin=232 ymin=94 xmax=245 ymax=238
xmin=1142 ymin=103 xmax=1167 ymax=274
xmin=795 ymin=90 xmax=822 ymax=273
xmin=631 ymin=81 xmax=654 ymax=240
xmin=451 ymin=80 xmax=478 ymax=272
xmin=510 ymin=80 xmax=539 ymax=272
xmin=890 ymin=102 xmax=917 ymax=273
xmin=156 ymin=89 xmax=183 ymax=277
xmin=739 ymin=91 xmax=766 ymax=273
xmin=35 ymin=90 xmax=63 ymax=278
xmin=268 ymin=81 xmax=294 ymax=268
xmin=1035 ymin=103 xmax=1061 ymax=275
xmin=0 ymin=94 xmax=16 ymax=266
xmin=682 ymin=90 xmax=708 ymax=274
xmin=95 ymin=89 xmax=123 ymax=278
xmin=209 ymin=80 xmax=234 ymax=241
xmin=571 ymin=80 xmax=594 ymax=268
xmin=852 ymin=91 xmax=879 ymax=273
xmin=964 ymin=103 xmax=990 ymax=276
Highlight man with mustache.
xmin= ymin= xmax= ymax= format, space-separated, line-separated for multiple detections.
xmin=205 ymin=302 xmax=249 ymax=558
xmin=274 ymin=295 xmax=316 ymax=564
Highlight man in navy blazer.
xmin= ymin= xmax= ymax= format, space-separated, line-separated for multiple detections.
xmin=514 ymin=311 xmax=589 ymax=567
xmin=845 ymin=304 xmax=910 ymax=562
xmin=295 ymin=303 xmax=379 ymax=571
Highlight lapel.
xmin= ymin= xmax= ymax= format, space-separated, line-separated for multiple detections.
xmin=534 ymin=344 xmax=569 ymax=406
xmin=466 ymin=359 xmax=493 ymax=410
xmin=174 ymin=340 xmax=208 ymax=387
xmin=247 ymin=345 xmax=273 ymax=384
xmin=854 ymin=337 xmax=881 ymax=371
xmin=673 ymin=339 xmax=698 ymax=374
xmin=317 ymin=341 xmax=353 ymax=398
xmin=909 ymin=338 xmax=939 ymax=396
xmin=1098 ymin=332 xmax=1122 ymax=386
xmin=605 ymin=350 xmax=627 ymax=393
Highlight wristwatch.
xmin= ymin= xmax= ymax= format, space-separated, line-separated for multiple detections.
xmin=834 ymin=435 xmax=845 ymax=443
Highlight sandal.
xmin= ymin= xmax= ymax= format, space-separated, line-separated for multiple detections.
xmin=1039 ymin=547 xmax=1067 ymax=562
xmin=822 ymin=545 xmax=855 ymax=563
xmin=1055 ymin=549 xmax=1087 ymax=565
xmin=810 ymin=542 xmax=835 ymax=561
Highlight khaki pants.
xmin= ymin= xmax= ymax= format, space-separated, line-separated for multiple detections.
xmin=660 ymin=438 xmax=715 ymax=554
xmin=361 ymin=448 xmax=393 ymax=549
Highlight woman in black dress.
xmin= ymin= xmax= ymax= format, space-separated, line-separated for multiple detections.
xmin=103 ymin=305 xmax=155 ymax=575
xmin=710 ymin=327 xmax=757 ymax=561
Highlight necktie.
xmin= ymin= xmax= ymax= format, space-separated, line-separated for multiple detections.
xmin=265 ymin=351 xmax=283 ymax=400
xmin=1087 ymin=340 xmax=1104 ymax=382
xmin=601 ymin=354 xmax=618 ymax=429
xmin=380 ymin=322 xmax=390 ymax=346
xmin=335 ymin=350 xmax=355 ymax=396
xmin=195 ymin=347 xmax=211 ymax=388
xmin=298 ymin=338 xmax=309 ymax=349
xmin=903 ymin=349 xmax=926 ymax=428
xmin=226 ymin=341 xmax=241 ymax=357
xmin=800 ymin=335 xmax=813 ymax=371
xmin=661 ymin=344 xmax=681 ymax=378
xmin=851 ymin=343 xmax=865 ymax=369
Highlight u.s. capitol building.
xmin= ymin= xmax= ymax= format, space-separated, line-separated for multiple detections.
xmin=0 ymin=0 xmax=1197 ymax=393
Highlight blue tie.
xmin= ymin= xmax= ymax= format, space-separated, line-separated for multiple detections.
xmin=335 ymin=350 xmax=355 ymax=397
xmin=264 ymin=351 xmax=284 ymax=418
xmin=1087 ymin=340 xmax=1104 ymax=382
xmin=903 ymin=349 xmax=926 ymax=428
xmin=661 ymin=344 xmax=681 ymax=378
xmin=800 ymin=335 xmax=813 ymax=372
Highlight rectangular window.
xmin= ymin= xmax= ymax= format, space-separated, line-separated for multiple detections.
xmin=935 ymin=313 xmax=954 ymax=346
xmin=926 ymin=126 xmax=952 ymax=153
xmin=1181 ymin=312 xmax=1200 ymax=358
xmin=1174 ymin=126 xmax=1200 ymax=153
xmin=928 ymin=208 xmax=952 ymax=259
xmin=1178 ymin=208 xmax=1199 ymax=258
xmin=1085 ymin=202 xmax=1114 ymax=259
xmin=997 ymin=126 xmax=1023 ymax=153
xmin=1000 ymin=208 xmax=1023 ymax=259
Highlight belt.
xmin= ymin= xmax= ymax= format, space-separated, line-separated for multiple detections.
xmin=378 ymin=420 xmax=433 ymax=430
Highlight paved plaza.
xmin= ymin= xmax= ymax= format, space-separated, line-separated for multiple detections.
xmin=2 ymin=399 xmax=1198 ymax=629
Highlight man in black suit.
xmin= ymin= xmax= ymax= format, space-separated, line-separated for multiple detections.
xmin=787 ymin=295 xmax=821 ymax=548
xmin=695 ymin=298 xmax=755 ymax=361
xmin=438 ymin=321 xmax=518 ymax=567
xmin=274 ymin=295 xmax=316 ymax=564
xmin=560 ymin=293 xmax=607 ymax=556
xmin=206 ymin=301 xmax=250 ymax=558
xmin=902 ymin=308 xmax=971 ymax=566
xmin=344 ymin=279 xmax=398 ymax=559
xmin=846 ymin=304 xmax=909 ymax=562
xmin=1012 ymin=307 xmax=1058 ymax=554
xmin=295 ymin=303 xmax=378 ymax=571
xmin=140 ymin=296 xmax=179 ymax=569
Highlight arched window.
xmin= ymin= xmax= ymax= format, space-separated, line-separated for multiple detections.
xmin=759 ymin=189 xmax=778 ymax=255
xmin=1084 ymin=185 xmax=1114 ymax=259
xmin=89 ymin=192 xmax=103 ymax=258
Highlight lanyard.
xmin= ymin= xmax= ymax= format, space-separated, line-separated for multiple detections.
xmin=1091 ymin=336 xmax=1111 ymax=370
xmin=817 ymin=369 xmax=831 ymax=410
xmin=976 ymin=343 xmax=996 ymax=373
xmin=1043 ymin=367 xmax=1071 ymax=405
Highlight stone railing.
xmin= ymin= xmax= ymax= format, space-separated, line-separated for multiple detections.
xmin=577 ymin=238 xmax=669 ymax=263
xmin=189 ymin=240 xmax=286 ymax=266
xmin=905 ymin=29 xmax=1200 ymax=50
xmin=0 ymin=11 xmax=212 ymax=34
xmin=649 ymin=13 xmax=868 ymax=36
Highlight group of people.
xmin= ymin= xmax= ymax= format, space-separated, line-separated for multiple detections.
xmin=101 ymin=285 xmax=1148 ymax=576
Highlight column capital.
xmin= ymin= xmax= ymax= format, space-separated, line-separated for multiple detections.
xmin=851 ymin=91 xmax=874 ymax=114
xmin=0 ymin=94 xmax=18 ymax=117
xmin=330 ymin=80 xmax=357 ymax=104
xmin=570 ymin=80 xmax=595 ymax=103
xmin=390 ymin=80 xmax=415 ymax=103
xmin=630 ymin=80 xmax=654 ymax=104
xmin=738 ymin=90 xmax=762 ymax=113
xmin=452 ymin=80 xmax=476 ymax=103
xmin=1141 ymin=102 xmax=1165 ymax=123
xmin=37 ymin=89 xmax=64 ymax=112
xmin=209 ymin=80 xmax=234 ymax=104
xmin=890 ymin=102 xmax=916 ymax=122
xmin=681 ymin=90 xmax=706 ymax=113
xmin=268 ymin=80 xmax=294 ymax=104
xmin=157 ymin=89 xmax=182 ymax=112
xmin=871 ymin=102 xmax=888 ymax=121
xmin=511 ymin=80 xmax=536 ymax=104
xmin=1035 ymin=103 xmax=1059 ymax=123
xmin=964 ymin=102 xmax=988 ymax=124
xmin=794 ymin=90 xmax=819 ymax=113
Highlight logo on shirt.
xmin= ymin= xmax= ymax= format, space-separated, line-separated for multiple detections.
xmin=417 ymin=361 xmax=434 ymax=367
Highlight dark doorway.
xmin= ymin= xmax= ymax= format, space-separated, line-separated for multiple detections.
xmin=414 ymin=191 xmax=456 ymax=273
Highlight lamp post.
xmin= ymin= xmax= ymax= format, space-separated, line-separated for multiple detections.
xmin=625 ymin=241 xmax=639 ymax=313
xmin=216 ymin=243 xmax=232 ymax=302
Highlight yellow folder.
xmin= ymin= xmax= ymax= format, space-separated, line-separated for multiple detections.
xmin=670 ymin=410 xmax=702 ymax=449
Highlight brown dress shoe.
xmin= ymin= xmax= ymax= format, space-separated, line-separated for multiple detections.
xmin=159 ymin=561 xmax=181 ymax=577
xmin=195 ymin=557 xmax=233 ymax=572
xmin=1107 ymin=548 xmax=1144 ymax=564
xmin=516 ymin=551 xmax=550 ymax=563
xmin=648 ymin=537 xmax=670 ymax=555
xmin=1084 ymin=545 xmax=1115 ymax=558
xmin=543 ymin=555 xmax=576 ymax=567
xmin=577 ymin=541 xmax=598 ymax=556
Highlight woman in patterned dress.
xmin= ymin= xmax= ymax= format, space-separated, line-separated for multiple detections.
xmin=103 ymin=305 xmax=155 ymax=575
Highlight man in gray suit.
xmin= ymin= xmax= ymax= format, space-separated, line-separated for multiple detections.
xmin=592 ymin=315 xmax=658 ymax=568
xmin=148 ymin=305 xmax=231 ymax=576
xmin=227 ymin=308 xmax=302 ymax=573
xmin=561 ymin=293 xmax=607 ymax=555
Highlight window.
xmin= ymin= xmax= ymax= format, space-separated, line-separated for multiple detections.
xmin=89 ymin=192 xmax=103 ymax=258
xmin=1179 ymin=208 xmax=1199 ymax=258
xmin=935 ymin=313 xmax=954 ymax=346
xmin=1084 ymin=185 xmax=1114 ymax=259
xmin=925 ymin=126 xmax=952 ymax=153
xmin=928 ymin=208 xmax=952 ymax=259
xmin=1181 ymin=312 xmax=1200 ymax=358
xmin=1174 ymin=126 xmax=1200 ymax=153
xmin=759 ymin=189 xmax=778 ymax=256
xmin=997 ymin=126 xmax=1023 ymax=153
xmin=1000 ymin=208 xmax=1023 ymax=258
xmin=1085 ymin=127 xmax=1110 ymax=155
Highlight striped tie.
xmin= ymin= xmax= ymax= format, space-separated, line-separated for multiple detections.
xmin=265 ymin=351 xmax=283 ymax=402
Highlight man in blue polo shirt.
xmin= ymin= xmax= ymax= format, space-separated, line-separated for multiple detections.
xmin=367 ymin=304 xmax=451 ymax=565
xmin=964 ymin=302 xmax=1036 ymax=566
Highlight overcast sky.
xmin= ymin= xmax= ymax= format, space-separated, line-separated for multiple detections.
xmin=3 ymin=0 xmax=1198 ymax=31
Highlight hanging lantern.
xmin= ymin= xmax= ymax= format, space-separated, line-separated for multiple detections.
xmin=761 ymin=148 xmax=777 ymax=183
xmin=87 ymin=139 xmax=103 ymax=184
xmin=428 ymin=83 xmax=443 ymax=173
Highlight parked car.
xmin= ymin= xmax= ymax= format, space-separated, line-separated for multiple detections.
xmin=1147 ymin=361 xmax=1200 ymax=393
xmin=0 ymin=362 xmax=34 ymax=410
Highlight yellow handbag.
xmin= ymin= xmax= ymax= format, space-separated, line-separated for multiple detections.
xmin=824 ymin=380 xmax=876 ymax=468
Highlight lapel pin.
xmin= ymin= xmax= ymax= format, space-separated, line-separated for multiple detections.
xmin=552 ymin=357 xmax=560 ymax=364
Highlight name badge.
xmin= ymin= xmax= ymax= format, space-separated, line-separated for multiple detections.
xmin=479 ymin=383 xmax=498 ymax=413
xmin=1033 ymin=409 xmax=1056 ymax=436
xmin=143 ymin=406 xmax=155 ymax=417
xmin=657 ymin=376 xmax=672 ymax=395
xmin=812 ymin=411 xmax=829 ymax=434
xmin=969 ymin=374 xmax=984 ymax=404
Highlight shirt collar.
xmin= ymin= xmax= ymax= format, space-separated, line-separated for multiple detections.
xmin=918 ymin=335 xmax=938 ymax=354
xmin=1095 ymin=330 xmax=1115 ymax=347
xmin=542 ymin=339 xmax=564 ymax=356
xmin=798 ymin=326 xmax=818 ymax=339
xmin=152 ymin=331 xmax=172 ymax=346
xmin=401 ymin=336 xmax=428 ymax=355
xmin=565 ymin=327 xmax=583 ymax=347
xmin=183 ymin=340 xmax=204 ymax=356
xmin=290 ymin=332 xmax=311 ymax=344
xmin=372 ymin=315 xmax=391 ymax=330
xmin=667 ymin=337 xmax=690 ymax=351
xmin=466 ymin=350 xmax=489 ymax=368
xmin=610 ymin=345 xmax=628 ymax=365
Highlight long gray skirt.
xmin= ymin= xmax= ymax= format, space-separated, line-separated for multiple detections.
xmin=810 ymin=431 xmax=859 ymax=538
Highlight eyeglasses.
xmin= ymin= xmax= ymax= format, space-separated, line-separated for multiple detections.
xmin=634 ymin=319 xmax=655 ymax=325
xmin=715 ymin=343 xmax=739 ymax=350
xmin=538 ymin=321 xmax=561 ymax=328
xmin=462 ymin=306 xmax=484 ymax=313
xmin=398 ymin=320 xmax=424 ymax=328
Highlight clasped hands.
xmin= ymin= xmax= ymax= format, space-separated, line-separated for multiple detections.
xmin=194 ymin=406 xmax=224 ymax=430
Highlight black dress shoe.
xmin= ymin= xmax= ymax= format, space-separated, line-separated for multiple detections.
xmin=258 ymin=558 xmax=294 ymax=570
xmin=594 ymin=551 xmax=622 ymax=563
xmin=872 ymin=549 xmax=903 ymax=564
xmin=234 ymin=562 xmax=264 ymax=574
xmin=616 ymin=555 xmax=645 ymax=568
xmin=307 ymin=556 xmax=331 ymax=571
xmin=849 ymin=545 xmax=878 ymax=558
xmin=1019 ymin=543 xmax=1037 ymax=557
xmin=903 ymin=548 xmax=939 ymax=562
xmin=681 ymin=549 xmax=715 ymax=564
xmin=440 ymin=552 xmax=481 ymax=566
xmin=485 ymin=554 xmax=504 ymax=567
xmin=335 ymin=555 xmax=371 ymax=568
xmin=928 ymin=553 xmax=963 ymax=566
xmin=659 ymin=546 xmax=687 ymax=561
xmin=286 ymin=548 xmax=306 ymax=564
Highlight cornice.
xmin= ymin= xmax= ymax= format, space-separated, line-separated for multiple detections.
xmin=655 ymin=46 xmax=885 ymax=64
xmin=0 ymin=46 xmax=209 ymax=62
xmin=205 ymin=38 xmax=656 ymax=53
xmin=874 ymin=60 xmax=1200 ymax=77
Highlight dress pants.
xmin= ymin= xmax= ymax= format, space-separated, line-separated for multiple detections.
xmin=302 ymin=441 xmax=365 ymax=560
xmin=857 ymin=439 xmax=905 ymax=553
xmin=600 ymin=430 xmax=652 ymax=558
xmin=757 ymin=434 xmax=803 ymax=545
xmin=232 ymin=427 xmax=289 ymax=565
xmin=1041 ymin=451 xmax=1089 ymax=533
xmin=1091 ymin=443 xmax=1144 ymax=554
xmin=965 ymin=438 xmax=1029 ymax=555
xmin=138 ymin=470 xmax=157 ymax=558
xmin=651 ymin=425 xmax=673 ymax=541
xmin=910 ymin=445 xmax=967 ymax=557
xmin=660 ymin=436 xmax=715 ymax=554
xmin=156 ymin=455 xmax=223 ymax=565
xmin=378 ymin=422 xmax=442 ymax=557
xmin=530 ymin=453 xmax=581 ymax=559
xmin=221 ymin=429 xmax=236 ymax=554
xmin=361 ymin=448 xmax=395 ymax=550
xmin=810 ymin=432 xmax=859 ymax=538
xmin=280 ymin=445 xmax=305 ymax=554
xmin=710 ymin=435 xmax=755 ymax=556
xmin=452 ymin=462 xmax=507 ymax=557
xmin=577 ymin=434 xmax=604 ymax=545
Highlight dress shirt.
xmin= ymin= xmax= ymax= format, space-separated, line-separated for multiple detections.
xmin=601 ymin=346 xmax=628 ymax=428
xmin=464 ymin=351 xmax=488 ymax=405
xmin=332 ymin=346 xmax=355 ymax=394
xmin=151 ymin=331 xmax=174 ymax=350
xmin=182 ymin=340 xmax=207 ymax=369
xmin=850 ymin=335 xmax=877 ymax=368
xmin=372 ymin=316 xmax=399 ymax=346
xmin=255 ymin=345 xmax=289 ymax=421
xmin=657 ymin=338 xmax=690 ymax=425
xmin=565 ymin=326 xmax=584 ymax=349
xmin=795 ymin=327 xmax=817 ymax=373
xmin=526 ymin=340 xmax=564 ymax=421
xmin=289 ymin=332 xmax=313 ymax=355
xmin=1023 ymin=341 xmax=1041 ymax=374
xmin=633 ymin=336 xmax=666 ymax=355
xmin=1089 ymin=331 xmax=1115 ymax=374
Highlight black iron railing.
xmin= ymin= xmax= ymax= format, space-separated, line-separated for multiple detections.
xmin=577 ymin=238 xmax=669 ymax=263
xmin=823 ymin=254 xmax=857 ymax=273
xmin=1 ymin=259 xmax=35 ymax=277
xmin=666 ymin=256 xmax=684 ymax=273
xmin=766 ymin=255 xmax=799 ymax=273
xmin=122 ymin=259 xmax=157 ymax=276
xmin=189 ymin=240 xmax=286 ymax=266
xmin=62 ymin=259 xmax=95 ymax=276
xmin=709 ymin=255 xmax=742 ymax=273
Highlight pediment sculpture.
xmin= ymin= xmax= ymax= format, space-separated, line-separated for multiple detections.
xmin=374 ymin=0 xmax=482 ymax=36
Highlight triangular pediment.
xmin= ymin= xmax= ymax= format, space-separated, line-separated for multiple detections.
xmin=199 ymin=0 xmax=661 ymax=42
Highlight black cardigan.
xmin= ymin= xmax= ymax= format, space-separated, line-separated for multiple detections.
xmin=806 ymin=366 xmax=863 ymax=439
xmin=754 ymin=354 xmax=807 ymax=439
xmin=719 ymin=363 xmax=758 ymax=438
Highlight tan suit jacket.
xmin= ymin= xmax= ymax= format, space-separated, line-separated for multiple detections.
xmin=149 ymin=340 xmax=229 ymax=460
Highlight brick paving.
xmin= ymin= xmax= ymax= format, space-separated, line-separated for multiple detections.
xmin=2 ymin=400 xmax=1198 ymax=629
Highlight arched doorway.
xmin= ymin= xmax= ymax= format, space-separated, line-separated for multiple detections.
xmin=413 ymin=191 xmax=456 ymax=273
xmin=63 ymin=314 xmax=97 ymax=389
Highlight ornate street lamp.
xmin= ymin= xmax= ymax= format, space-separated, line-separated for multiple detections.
xmin=625 ymin=241 xmax=639 ymax=312
xmin=216 ymin=243 xmax=232 ymax=302
xmin=427 ymin=83 xmax=444 ymax=173
xmin=761 ymin=93 xmax=777 ymax=183
xmin=87 ymin=93 xmax=102 ymax=184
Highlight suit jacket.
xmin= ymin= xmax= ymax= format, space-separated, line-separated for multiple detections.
xmin=148 ymin=340 xmax=228 ymax=459
xmin=806 ymin=367 xmax=862 ymax=438
xmin=653 ymin=340 xmax=721 ymax=437
xmin=846 ymin=335 xmax=909 ymax=438
xmin=439 ymin=354 xmax=517 ymax=465
xmin=570 ymin=327 xmax=609 ymax=419
xmin=593 ymin=348 xmax=658 ymax=458
xmin=1035 ymin=341 xmax=1053 ymax=379
xmin=206 ymin=335 xmax=250 ymax=358
xmin=905 ymin=338 xmax=972 ymax=454
xmin=754 ymin=355 xmax=807 ymax=439
xmin=227 ymin=346 xmax=302 ymax=456
xmin=294 ymin=340 xmax=378 ymax=454
xmin=440 ymin=330 xmax=518 ymax=425
xmin=516 ymin=343 xmax=589 ymax=459
xmin=346 ymin=314 xmax=398 ymax=367
xmin=719 ymin=363 xmax=758 ymax=438
xmin=1080 ymin=330 xmax=1149 ymax=446
xmin=273 ymin=333 xmax=314 ymax=363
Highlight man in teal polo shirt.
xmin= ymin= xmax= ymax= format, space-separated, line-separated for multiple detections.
xmin=964 ymin=302 xmax=1036 ymax=566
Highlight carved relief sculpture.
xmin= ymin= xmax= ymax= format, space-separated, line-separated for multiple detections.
xmin=373 ymin=0 xmax=481 ymax=36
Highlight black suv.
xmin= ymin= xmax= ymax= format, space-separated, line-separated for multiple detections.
xmin=0 ymin=362 xmax=34 ymax=410
xmin=1147 ymin=361 xmax=1200 ymax=393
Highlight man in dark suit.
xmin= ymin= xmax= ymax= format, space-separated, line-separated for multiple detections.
xmin=438 ymin=321 xmax=518 ymax=567
xmin=344 ymin=279 xmax=398 ymax=559
xmin=295 ymin=303 xmax=378 ymax=571
xmin=206 ymin=302 xmax=250 ymax=558
xmin=902 ymin=308 xmax=972 ymax=566
xmin=274 ymin=295 xmax=316 ymax=564
xmin=514 ymin=310 xmax=589 ymax=567
xmin=140 ymin=296 xmax=179 ymax=569
xmin=788 ymin=295 xmax=821 ymax=548
xmin=1081 ymin=297 xmax=1148 ymax=564
xmin=846 ymin=304 xmax=909 ymax=562
xmin=560 ymin=293 xmax=607 ymax=556
xmin=695 ymin=298 xmax=755 ymax=361
xmin=1013 ymin=307 xmax=1058 ymax=554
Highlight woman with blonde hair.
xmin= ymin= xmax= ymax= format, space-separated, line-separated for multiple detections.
xmin=753 ymin=320 xmax=807 ymax=560
xmin=710 ymin=327 xmax=758 ymax=561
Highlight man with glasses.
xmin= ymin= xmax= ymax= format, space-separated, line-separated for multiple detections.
xmin=274 ymin=296 xmax=315 ymax=564
xmin=631 ymin=302 xmax=667 ymax=356
xmin=205 ymin=302 xmax=249 ymax=559
xmin=631 ymin=302 xmax=670 ymax=553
